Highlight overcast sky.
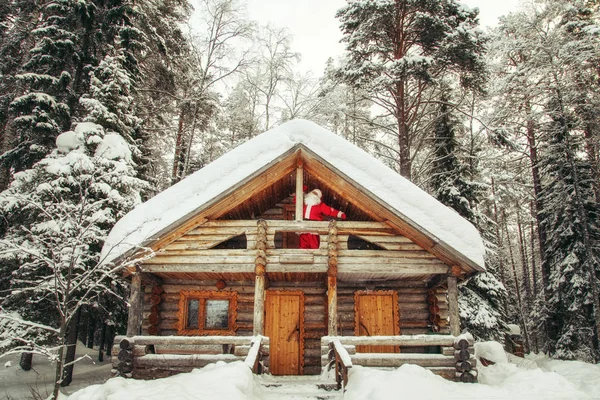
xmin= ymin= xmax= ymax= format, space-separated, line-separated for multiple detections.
xmin=246 ymin=0 xmax=522 ymax=74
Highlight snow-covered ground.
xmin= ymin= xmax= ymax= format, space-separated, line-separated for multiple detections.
xmin=2 ymin=342 xmax=600 ymax=399
xmin=0 ymin=344 xmax=112 ymax=400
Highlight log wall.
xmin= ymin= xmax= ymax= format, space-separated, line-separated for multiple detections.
xmin=336 ymin=280 xmax=450 ymax=344
xmin=142 ymin=279 xmax=256 ymax=337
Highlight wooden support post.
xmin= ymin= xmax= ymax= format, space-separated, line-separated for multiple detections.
xmin=254 ymin=220 xmax=268 ymax=335
xmin=295 ymin=159 xmax=304 ymax=221
xmin=327 ymin=220 xmax=338 ymax=336
xmin=127 ymin=273 xmax=142 ymax=337
xmin=448 ymin=274 xmax=460 ymax=337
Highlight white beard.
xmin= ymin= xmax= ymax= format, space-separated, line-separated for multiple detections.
xmin=304 ymin=192 xmax=321 ymax=206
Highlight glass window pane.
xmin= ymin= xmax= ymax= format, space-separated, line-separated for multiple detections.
xmin=187 ymin=299 xmax=199 ymax=328
xmin=205 ymin=300 xmax=229 ymax=329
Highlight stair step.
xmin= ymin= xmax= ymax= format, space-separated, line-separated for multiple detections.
xmin=254 ymin=375 xmax=343 ymax=400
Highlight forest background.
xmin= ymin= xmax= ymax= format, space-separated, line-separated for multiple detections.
xmin=0 ymin=0 xmax=599 ymax=399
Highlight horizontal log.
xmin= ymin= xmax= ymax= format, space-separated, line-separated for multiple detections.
xmin=266 ymin=264 xmax=328 ymax=273
xmin=134 ymin=354 xmax=241 ymax=368
xmin=160 ymin=284 xmax=255 ymax=294
xmin=146 ymin=255 xmax=256 ymax=264
xmin=456 ymin=360 xmax=472 ymax=372
xmin=161 ymin=279 xmax=255 ymax=287
xmin=266 ymin=249 xmax=328 ymax=257
xmin=352 ymin=235 xmax=412 ymax=244
xmin=456 ymin=371 xmax=477 ymax=383
xmin=131 ymin=335 xmax=267 ymax=346
xmin=266 ymin=220 xmax=393 ymax=233
xmin=337 ymin=256 xmax=444 ymax=265
xmin=337 ymin=281 xmax=426 ymax=289
xmin=142 ymin=264 xmax=256 ymax=274
xmin=455 ymin=349 xmax=470 ymax=361
xmin=337 ymin=264 xmax=448 ymax=275
xmin=338 ymin=250 xmax=436 ymax=259
xmin=454 ymin=338 xmax=473 ymax=350
xmin=303 ymin=366 xmax=323 ymax=375
xmin=154 ymin=344 xmax=225 ymax=355
xmin=279 ymin=254 xmax=316 ymax=264
xmin=119 ymin=338 xmax=134 ymax=350
xmin=351 ymin=353 xmax=456 ymax=368
xmin=322 ymin=335 xmax=458 ymax=347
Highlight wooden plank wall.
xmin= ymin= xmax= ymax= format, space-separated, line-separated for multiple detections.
xmin=142 ymin=279 xmax=256 ymax=336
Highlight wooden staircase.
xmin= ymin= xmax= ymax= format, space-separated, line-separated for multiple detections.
xmin=254 ymin=375 xmax=343 ymax=400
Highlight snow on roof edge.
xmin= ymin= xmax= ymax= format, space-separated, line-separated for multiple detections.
xmin=101 ymin=119 xmax=485 ymax=270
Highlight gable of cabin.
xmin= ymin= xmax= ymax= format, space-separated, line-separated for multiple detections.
xmin=125 ymin=145 xmax=477 ymax=378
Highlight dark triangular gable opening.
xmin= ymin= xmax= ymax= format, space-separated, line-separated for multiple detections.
xmin=347 ymin=235 xmax=386 ymax=250
xmin=212 ymin=234 xmax=247 ymax=249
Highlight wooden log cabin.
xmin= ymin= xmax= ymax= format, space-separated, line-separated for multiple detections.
xmin=102 ymin=119 xmax=485 ymax=382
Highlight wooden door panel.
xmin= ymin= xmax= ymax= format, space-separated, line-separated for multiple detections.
xmin=265 ymin=291 xmax=304 ymax=375
xmin=355 ymin=291 xmax=400 ymax=353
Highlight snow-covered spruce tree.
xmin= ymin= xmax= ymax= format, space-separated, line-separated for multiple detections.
xmin=0 ymin=122 xmax=147 ymax=399
xmin=336 ymin=0 xmax=486 ymax=179
xmin=538 ymin=93 xmax=600 ymax=361
xmin=5 ymin=0 xmax=77 ymax=174
xmin=0 ymin=0 xmax=41 ymax=190
xmin=487 ymin=0 xmax=600 ymax=359
xmin=427 ymin=93 xmax=507 ymax=341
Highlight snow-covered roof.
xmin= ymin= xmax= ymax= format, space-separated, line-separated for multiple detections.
xmin=101 ymin=119 xmax=485 ymax=270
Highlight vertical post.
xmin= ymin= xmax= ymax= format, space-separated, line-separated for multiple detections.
xmin=295 ymin=158 xmax=304 ymax=221
xmin=327 ymin=220 xmax=338 ymax=335
xmin=254 ymin=220 xmax=268 ymax=335
xmin=127 ymin=273 xmax=142 ymax=337
xmin=448 ymin=270 xmax=460 ymax=337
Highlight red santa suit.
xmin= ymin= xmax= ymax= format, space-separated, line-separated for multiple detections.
xmin=300 ymin=189 xmax=346 ymax=249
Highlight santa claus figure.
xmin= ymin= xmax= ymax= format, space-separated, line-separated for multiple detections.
xmin=300 ymin=189 xmax=346 ymax=249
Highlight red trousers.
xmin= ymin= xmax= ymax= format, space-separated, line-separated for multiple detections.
xmin=299 ymin=233 xmax=320 ymax=249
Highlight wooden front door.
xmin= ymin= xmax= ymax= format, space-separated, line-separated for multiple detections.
xmin=355 ymin=290 xmax=400 ymax=353
xmin=265 ymin=290 xmax=304 ymax=375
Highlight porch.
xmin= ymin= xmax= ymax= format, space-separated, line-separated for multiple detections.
xmin=111 ymin=333 xmax=476 ymax=384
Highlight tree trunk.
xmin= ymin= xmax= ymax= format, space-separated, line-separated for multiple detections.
xmin=19 ymin=352 xmax=33 ymax=371
xmin=525 ymin=109 xmax=549 ymax=294
xmin=395 ymin=80 xmax=411 ymax=179
xmin=516 ymin=210 xmax=532 ymax=301
xmin=103 ymin=324 xmax=115 ymax=360
xmin=78 ymin=308 xmax=88 ymax=345
xmin=86 ymin=314 xmax=96 ymax=349
xmin=98 ymin=322 xmax=107 ymax=362
xmin=529 ymin=201 xmax=539 ymax=298
xmin=171 ymin=107 xmax=187 ymax=184
xmin=490 ymin=178 xmax=509 ymax=314
xmin=61 ymin=308 xmax=81 ymax=387
xmin=503 ymin=209 xmax=531 ymax=353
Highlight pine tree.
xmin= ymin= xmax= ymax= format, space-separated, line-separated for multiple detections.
xmin=336 ymin=0 xmax=486 ymax=179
